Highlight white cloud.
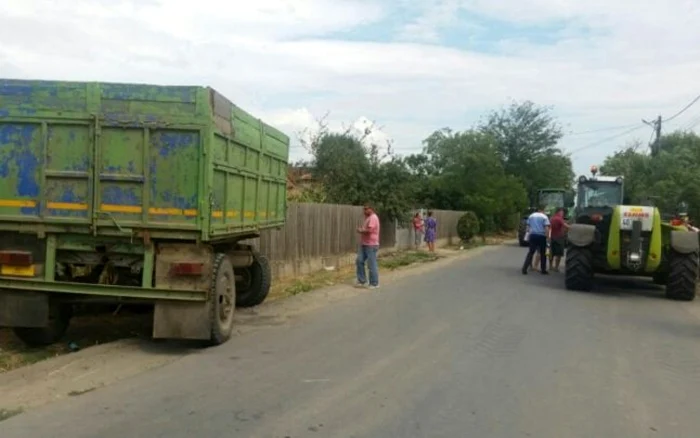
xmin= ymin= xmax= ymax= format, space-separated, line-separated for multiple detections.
xmin=1 ymin=0 xmax=699 ymax=176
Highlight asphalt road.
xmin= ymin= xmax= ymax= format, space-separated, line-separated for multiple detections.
xmin=3 ymin=244 xmax=700 ymax=437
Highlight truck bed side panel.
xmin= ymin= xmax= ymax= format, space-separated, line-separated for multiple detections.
xmin=0 ymin=80 xmax=203 ymax=236
xmin=1 ymin=80 xmax=289 ymax=241
xmin=208 ymin=90 xmax=288 ymax=238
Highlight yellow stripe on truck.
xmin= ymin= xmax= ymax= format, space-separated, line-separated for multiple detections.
xmin=0 ymin=199 xmax=37 ymax=208
xmin=0 ymin=200 xmax=278 ymax=219
xmin=0 ymin=199 xmax=198 ymax=216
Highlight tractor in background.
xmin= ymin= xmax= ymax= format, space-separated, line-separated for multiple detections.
xmin=564 ymin=166 xmax=699 ymax=300
xmin=518 ymin=188 xmax=574 ymax=246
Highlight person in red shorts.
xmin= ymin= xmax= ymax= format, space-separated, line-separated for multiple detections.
xmin=549 ymin=207 xmax=569 ymax=272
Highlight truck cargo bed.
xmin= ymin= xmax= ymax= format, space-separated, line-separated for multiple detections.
xmin=0 ymin=79 xmax=289 ymax=242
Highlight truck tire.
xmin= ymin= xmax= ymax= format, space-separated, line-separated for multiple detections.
xmin=235 ymin=252 xmax=271 ymax=308
xmin=665 ymin=251 xmax=698 ymax=301
xmin=209 ymin=253 xmax=236 ymax=345
xmin=565 ymin=246 xmax=594 ymax=291
xmin=13 ymin=302 xmax=73 ymax=347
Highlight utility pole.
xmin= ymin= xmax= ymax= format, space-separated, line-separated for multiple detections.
xmin=643 ymin=115 xmax=662 ymax=156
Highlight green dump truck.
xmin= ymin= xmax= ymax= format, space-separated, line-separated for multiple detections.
xmin=0 ymin=79 xmax=289 ymax=346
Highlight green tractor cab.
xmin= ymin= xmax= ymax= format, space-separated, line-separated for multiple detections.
xmin=518 ymin=188 xmax=574 ymax=246
xmin=565 ymin=167 xmax=699 ymax=300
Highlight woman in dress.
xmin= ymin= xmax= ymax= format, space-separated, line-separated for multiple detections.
xmin=424 ymin=210 xmax=437 ymax=252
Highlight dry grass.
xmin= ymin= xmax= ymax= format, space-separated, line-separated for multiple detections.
xmin=0 ymin=407 xmax=23 ymax=422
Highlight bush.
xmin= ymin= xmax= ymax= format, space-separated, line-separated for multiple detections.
xmin=498 ymin=212 xmax=521 ymax=231
xmin=457 ymin=211 xmax=480 ymax=242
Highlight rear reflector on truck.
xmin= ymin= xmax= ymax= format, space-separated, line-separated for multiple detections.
xmin=0 ymin=251 xmax=33 ymax=266
xmin=170 ymin=262 xmax=205 ymax=276
xmin=0 ymin=251 xmax=35 ymax=277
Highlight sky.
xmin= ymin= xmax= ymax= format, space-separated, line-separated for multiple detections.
xmin=2 ymin=0 xmax=700 ymax=177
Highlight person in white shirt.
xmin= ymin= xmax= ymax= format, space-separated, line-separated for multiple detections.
xmin=522 ymin=205 xmax=551 ymax=275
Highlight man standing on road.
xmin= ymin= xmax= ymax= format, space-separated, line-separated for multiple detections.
xmin=549 ymin=207 xmax=569 ymax=272
xmin=522 ymin=205 xmax=550 ymax=275
xmin=356 ymin=204 xmax=380 ymax=289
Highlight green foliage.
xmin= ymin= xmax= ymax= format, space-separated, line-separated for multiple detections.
xmin=365 ymin=156 xmax=417 ymax=224
xmin=289 ymin=184 xmax=328 ymax=203
xmin=379 ymin=250 xmax=439 ymax=270
xmin=313 ymin=133 xmax=371 ymax=205
xmin=457 ymin=211 xmax=480 ymax=242
xmin=418 ymin=128 xmax=529 ymax=229
xmin=301 ymin=117 xmax=414 ymax=222
xmin=298 ymin=102 xmax=575 ymax=229
xmin=480 ymin=100 xmax=574 ymax=201
xmin=600 ymin=132 xmax=700 ymax=220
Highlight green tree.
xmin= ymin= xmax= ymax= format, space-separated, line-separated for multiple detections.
xmin=600 ymin=142 xmax=651 ymax=204
xmin=367 ymin=156 xmax=417 ymax=223
xmin=312 ymin=133 xmax=371 ymax=205
xmin=301 ymin=116 xmax=420 ymax=222
xmin=418 ymin=128 xmax=528 ymax=230
xmin=480 ymin=100 xmax=574 ymax=201
xmin=600 ymin=131 xmax=700 ymax=220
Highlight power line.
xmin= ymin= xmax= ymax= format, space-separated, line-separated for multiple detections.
xmin=567 ymin=123 xmax=642 ymax=136
xmin=568 ymin=124 xmax=648 ymax=154
xmin=647 ymin=128 xmax=656 ymax=147
xmin=683 ymin=115 xmax=700 ymax=131
xmin=664 ymin=93 xmax=700 ymax=122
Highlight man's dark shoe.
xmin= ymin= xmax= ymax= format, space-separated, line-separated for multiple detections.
xmin=541 ymin=271 xmax=549 ymax=275
xmin=521 ymin=268 xmax=528 ymax=275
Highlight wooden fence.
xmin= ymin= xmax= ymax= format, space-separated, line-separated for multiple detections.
xmin=243 ymin=203 xmax=466 ymax=279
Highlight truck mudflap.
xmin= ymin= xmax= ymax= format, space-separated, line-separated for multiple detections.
xmin=0 ymin=290 xmax=49 ymax=327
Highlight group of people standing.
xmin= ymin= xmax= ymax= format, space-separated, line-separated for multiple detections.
xmin=355 ymin=206 xmax=438 ymax=290
xmin=521 ymin=206 xmax=569 ymax=275
xmin=412 ymin=211 xmax=437 ymax=252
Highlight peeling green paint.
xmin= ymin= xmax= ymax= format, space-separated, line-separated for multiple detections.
xmin=0 ymin=79 xmax=290 ymax=240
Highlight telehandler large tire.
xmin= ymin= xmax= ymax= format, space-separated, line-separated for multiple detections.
xmin=565 ymin=246 xmax=594 ymax=291
xmin=665 ymin=250 xmax=699 ymax=301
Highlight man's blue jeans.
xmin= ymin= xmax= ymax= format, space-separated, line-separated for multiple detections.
xmin=356 ymin=245 xmax=379 ymax=286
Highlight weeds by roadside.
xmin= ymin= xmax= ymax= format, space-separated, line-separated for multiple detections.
xmin=379 ymin=250 xmax=440 ymax=270
xmin=0 ymin=407 xmax=23 ymax=422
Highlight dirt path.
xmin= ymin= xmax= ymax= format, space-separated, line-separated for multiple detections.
xmin=0 ymin=244 xmax=502 ymax=415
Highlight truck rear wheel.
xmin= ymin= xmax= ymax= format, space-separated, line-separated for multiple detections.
xmin=565 ymin=246 xmax=594 ymax=291
xmin=665 ymin=251 xmax=698 ymax=301
xmin=209 ymin=254 xmax=236 ymax=345
xmin=13 ymin=302 xmax=73 ymax=347
xmin=235 ymin=252 xmax=271 ymax=308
